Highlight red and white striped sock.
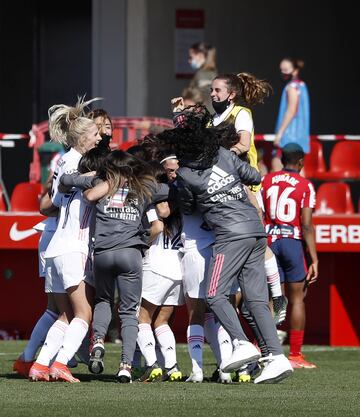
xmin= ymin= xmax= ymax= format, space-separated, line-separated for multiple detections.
xmin=265 ymin=255 xmax=282 ymax=298
xmin=137 ymin=323 xmax=157 ymax=366
xmin=187 ymin=325 xmax=204 ymax=373
xmin=204 ymin=312 xmax=221 ymax=366
xmin=218 ymin=325 xmax=232 ymax=363
xmin=36 ymin=320 xmax=68 ymax=366
xmin=55 ymin=318 xmax=89 ymax=365
xmin=155 ymin=324 xmax=177 ymax=369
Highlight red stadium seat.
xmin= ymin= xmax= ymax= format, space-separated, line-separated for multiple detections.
xmin=315 ymin=182 xmax=354 ymax=215
xmin=10 ymin=182 xmax=43 ymax=212
xmin=318 ymin=141 xmax=360 ymax=179
xmin=303 ymin=140 xmax=326 ymax=178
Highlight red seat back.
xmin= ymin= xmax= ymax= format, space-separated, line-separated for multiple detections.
xmin=10 ymin=182 xmax=43 ymax=212
xmin=328 ymin=141 xmax=360 ymax=178
xmin=303 ymin=140 xmax=326 ymax=178
xmin=315 ymin=182 xmax=354 ymax=214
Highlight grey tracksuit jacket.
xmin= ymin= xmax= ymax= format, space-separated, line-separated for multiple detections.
xmin=176 ymin=146 xmax=266 ymax=242
xmin=176 ymin=147 xmax=283 ymax=355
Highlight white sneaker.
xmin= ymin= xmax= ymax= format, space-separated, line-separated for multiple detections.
xmin=185 ymin=370 xmax=203 ymax=383
xmin=116 ymin=363 xmax=132 ymax=383
xmin=219 ymin=369 xmax=232 ymax=384
xmin=221 ymin=340 xmax=260 ymax=373
xmin=254 ymin=354 xmax=293 ymax=384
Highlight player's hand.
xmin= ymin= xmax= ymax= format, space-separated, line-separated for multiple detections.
xmin=171 ymin=97 xmax=185 ymax=112
xmin=230 ymin=146 xmax=240 ymax=155
xmin=305 ymin=261 xmax=319 ymax=285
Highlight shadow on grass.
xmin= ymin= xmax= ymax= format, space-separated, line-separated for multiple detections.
xmin=1 ymin=372 xmax=121 ymax=383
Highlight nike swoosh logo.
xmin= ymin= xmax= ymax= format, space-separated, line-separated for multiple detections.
xmin=9 ymin=222 xmax=38 ymax=241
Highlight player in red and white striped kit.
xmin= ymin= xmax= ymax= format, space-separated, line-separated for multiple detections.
xmin=262 ymin=143 xmax=318 ymax=369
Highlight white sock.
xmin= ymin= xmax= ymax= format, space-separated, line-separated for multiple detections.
xmin=76 ymin=328 xmax=91 ymax=363
xmin=218 ymin=325 xmax=232 ymax=362
xmin=55 ymin=318 xmax=89 ymax=365
xmin=155 ymin=324 xmax=177 ymax=369
xmin=187 ymin=324 xmax=204 ymax=373
xmin=204 ymin=312 xmax=221 ymax=366
xmin=265 ymin=255 xmax=282 ymax=298
xmin=132 ymin=343 xmax=143 ymax=368
xmin=23 ymin=309 xmax=58 ymax=362
xmin=137 ymin=323 xmax=157 ymax=366
xmin=36 ymin=320 xmax=68 ymax=366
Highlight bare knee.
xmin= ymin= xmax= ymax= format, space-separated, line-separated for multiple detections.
xmin=154 ymin=306 xmax=174 ymax=328
xmin=139 ymin=299 xmax=157 ymax=324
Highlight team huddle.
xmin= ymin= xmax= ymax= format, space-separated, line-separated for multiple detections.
xmin=13 ymin=72 xmax=318 ymax=385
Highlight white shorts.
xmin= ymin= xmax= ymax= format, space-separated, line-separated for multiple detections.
xmin=45 ymin=252 xmax=93 ymax=293
xmin=181 ymin=245 xmax=212 ymax=299
xmin=142 ymin=270 xmax=184 ymax=306
xmin=38 ymin=230 xmax=54 ymax=278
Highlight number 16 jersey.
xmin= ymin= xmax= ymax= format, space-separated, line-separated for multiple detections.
xmin=261 ymin=169 xmax=316 ymax=243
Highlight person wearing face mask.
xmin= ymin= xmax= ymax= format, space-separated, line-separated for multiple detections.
xmin=272 ymin=58 xmax=310 ymax=171
xmin=188 ymin=42 xmax=217 ymax=112
xmin=209 ymin=74 xmax=289 ymax=371
xmin=210 ymin=72 xmax=272 ymax=180
xmin=88 ymin=108 xmax=113 ymax=151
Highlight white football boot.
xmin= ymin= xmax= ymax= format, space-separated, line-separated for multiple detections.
xmin=185 ymin=369 xmax=203 ymax=383
xmin=218 ymin=369 xmax=232 ymax=384
xmin=221 ymin=340 xmax=260 ymax=373
xmin=254 ymin=354 xmax=293 ymax=384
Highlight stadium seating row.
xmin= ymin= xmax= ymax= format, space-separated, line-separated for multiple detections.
xmin=303 ymin=140 xmax=360 ymax=179
xmin=314 ymin=182 xmax=358 ymax=215
xmin=0 ymin=182 xmax=42 ymax=212
xmin=0 ymin=180 xmax=359 ymax=215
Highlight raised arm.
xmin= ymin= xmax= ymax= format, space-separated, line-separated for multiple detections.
xmin=230 ymin=131 xmax=251 ymax=155
xmin=60 ymin=171 xmax=95 ymax=192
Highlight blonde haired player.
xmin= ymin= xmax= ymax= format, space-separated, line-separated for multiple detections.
xmin=28 ymin=97 xmax=102 ymax=382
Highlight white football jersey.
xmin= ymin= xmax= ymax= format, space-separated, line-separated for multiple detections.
xmin=36 ymin=217 xmax=57 ymax=233
xmin=51 ymin=147 xmax=82 ymax=208
xmin=45 ymin=189 xmax=94 ymax=258
xmin=182 ymin=209 xmax=215 ymax=251
xmin=148 ymin=228 xmax=183 ymax=281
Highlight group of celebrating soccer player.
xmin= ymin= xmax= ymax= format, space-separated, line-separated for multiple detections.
xmin=13 ymin=68 xmax=318 ymax=385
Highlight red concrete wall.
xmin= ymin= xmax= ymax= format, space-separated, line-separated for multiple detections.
xmin=0 ymin=250 xmax=359 ymax=346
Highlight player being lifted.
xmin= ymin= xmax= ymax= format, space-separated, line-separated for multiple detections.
xmin=261 ymin=143 xmax=318 ymax=368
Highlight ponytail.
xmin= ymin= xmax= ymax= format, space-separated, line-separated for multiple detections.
xmin=48 ymin=95 xmax=102 ymax=147
xmin=214 ymin=73 xmax=272 ymax=106
xmin=236 ymin=72 xmax=272 ymax=106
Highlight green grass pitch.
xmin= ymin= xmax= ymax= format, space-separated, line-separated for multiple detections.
xmin=1 ymin=341 xmax=359 ymax=417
